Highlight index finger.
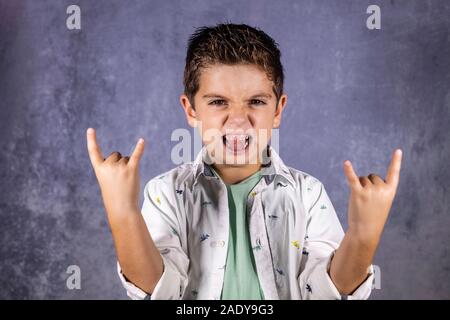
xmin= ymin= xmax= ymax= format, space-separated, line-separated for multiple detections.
xmin=343 ymin=160 xmax=363 ymax=192
xmin=385 ymin=149 xmax=402 ymax=187
xmin=86 ymin=128 xmax=104 ymax=167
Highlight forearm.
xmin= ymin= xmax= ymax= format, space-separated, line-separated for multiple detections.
xmin=108 ymin=208 xmax=163 ymax=294
xmin=330 ymin=149 xmax=402 ymax=295
xmin=329 ymin=229 xmax=377 ymax=295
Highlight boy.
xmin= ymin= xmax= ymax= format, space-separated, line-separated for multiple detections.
xmin=87 ymin=23 xmax=402 ymax=300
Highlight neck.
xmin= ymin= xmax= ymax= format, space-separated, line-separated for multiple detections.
xmin=212 ymin=162 xmax=261 ymax=185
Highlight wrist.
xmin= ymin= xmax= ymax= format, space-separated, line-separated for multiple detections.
xmin=107 ymin=205 xmax=141 ymax=224
xmin=345 ymin=227 xmax=381 ymax=249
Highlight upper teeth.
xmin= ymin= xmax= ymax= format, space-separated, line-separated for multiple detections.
xmin=224 ymin=134 xmax=249 ymax=141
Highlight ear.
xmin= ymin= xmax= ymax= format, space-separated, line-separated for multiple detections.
xmin=273 ymin=94 xmax=287 ymax=129
xmin=180 ymin=94 xmax=197 ymax=128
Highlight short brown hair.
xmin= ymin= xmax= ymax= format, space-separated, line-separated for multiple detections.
xmin=183 ymin=23 xmax=284 ymax=109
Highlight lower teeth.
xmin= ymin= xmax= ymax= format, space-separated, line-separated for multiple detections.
xmin=224 ymin=138 xmax=249 ymax=150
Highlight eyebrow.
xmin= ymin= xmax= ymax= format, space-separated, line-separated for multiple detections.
xmin=202 ymin=93 xmax=272 ymax=99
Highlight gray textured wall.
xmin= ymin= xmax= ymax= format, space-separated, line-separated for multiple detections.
xmin=0 ymin=0 xmax=449 ymax=299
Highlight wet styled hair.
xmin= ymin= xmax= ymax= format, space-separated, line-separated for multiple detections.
xmin=183 ymin=23 xmax=284 ymax=109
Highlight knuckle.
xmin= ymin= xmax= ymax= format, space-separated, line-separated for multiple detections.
xmin=116 ymin=164 xmax=126 ymax=172
xmin=383 ymin=185 xmax=395 ymax=195
xmin=96 ymin=165 xmax=106 ymax=175
xmin=356 ymin=188 xmax=369 ymax=201
xmin=102 ymin=161 xmax=113 ymax=170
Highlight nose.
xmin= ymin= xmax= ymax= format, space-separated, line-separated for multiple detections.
xmin=226 ymin=106 xmax=250 ymax=127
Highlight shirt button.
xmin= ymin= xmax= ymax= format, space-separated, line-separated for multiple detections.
xmin=211 ymin=240 xmax=225 ymax=247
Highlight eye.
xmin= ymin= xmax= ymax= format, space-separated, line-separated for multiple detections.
xmin=250 ymin=99 xmax=266 ymax=106
xmin=209 ymin=99 xmax=227 ymax=106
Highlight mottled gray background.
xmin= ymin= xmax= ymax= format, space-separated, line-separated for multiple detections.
xmin=0 ymin=0 xmax=449 ymax=299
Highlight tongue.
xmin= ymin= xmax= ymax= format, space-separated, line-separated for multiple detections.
xmin=227 ymin=137 xmax=247 ymax=151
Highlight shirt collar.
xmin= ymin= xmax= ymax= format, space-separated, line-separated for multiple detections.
xmin=192 ymin=145 xmax=296 ymax=187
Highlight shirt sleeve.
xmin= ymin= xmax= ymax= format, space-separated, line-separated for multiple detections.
xmin=298 ymin=177 xmax=374 ymax=300
xmin=117 ymin=175 xmax=190 ymax=300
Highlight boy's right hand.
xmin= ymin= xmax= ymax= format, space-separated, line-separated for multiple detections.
xmin=86 ymin=128 xmax=145 ymax=219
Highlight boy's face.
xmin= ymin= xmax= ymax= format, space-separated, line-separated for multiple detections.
xmin=180 ymin=63 xmax=287 ymax=167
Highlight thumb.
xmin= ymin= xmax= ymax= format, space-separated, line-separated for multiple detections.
xmin=129 ymin=138 xmax=145 ymax=168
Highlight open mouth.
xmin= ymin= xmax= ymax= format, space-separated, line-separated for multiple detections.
xmin=222 ymin=134 xmax=251 ymax=154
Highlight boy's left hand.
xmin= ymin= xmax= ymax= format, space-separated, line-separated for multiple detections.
xmin=343 ymin=149 xmax=403 ymax=245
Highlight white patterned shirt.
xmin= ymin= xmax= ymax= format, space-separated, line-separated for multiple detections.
xmin=117 ymin=146 xmax=374 ymax=300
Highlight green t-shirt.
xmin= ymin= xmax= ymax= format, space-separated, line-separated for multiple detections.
xmin=210 ymin=166 xmax=265 ymax=300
